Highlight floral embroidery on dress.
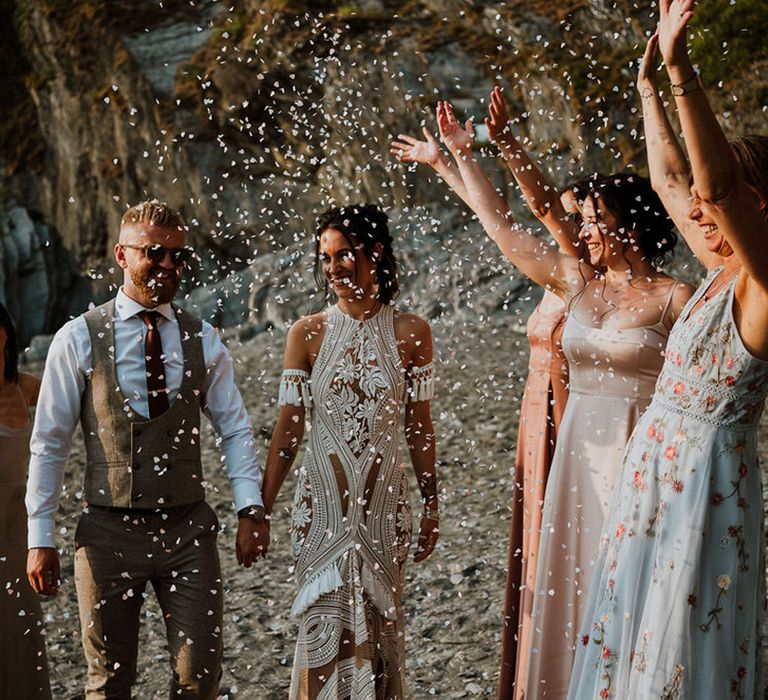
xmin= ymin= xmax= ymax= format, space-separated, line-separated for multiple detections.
xmin=567 ymin=270 xmax=768 ymax=699
xmin=290 ymin=468 xmax=312 ymax=558
xmin=699 ymin=573 xmax=731 ymax=632
xmin=660 ymin=665 xmax=684 ymax=699
xmin=729 ymin=665 xmax=747 ymax=699
xmin=331 ymin=324 xmax=391 ymax=455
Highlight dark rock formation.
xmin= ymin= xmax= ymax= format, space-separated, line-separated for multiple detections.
xmin=0 ymin=0 xmax=765 ymax=340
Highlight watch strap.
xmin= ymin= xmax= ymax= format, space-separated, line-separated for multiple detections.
xmin=671 ymin=70 xmax=701 ymax=96
xmin=238 ymin=505 xmax=267 ymax=523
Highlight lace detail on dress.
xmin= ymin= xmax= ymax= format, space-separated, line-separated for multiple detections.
xmin=405 ymin=362 xmax=435 ymax=403
xmin=332 ymin=323 xmax=391 ymax=456
xmin=288 ymin=304 xmax=420 ymax=700
xmin=278 ymin=369 xmax=312 ymax=411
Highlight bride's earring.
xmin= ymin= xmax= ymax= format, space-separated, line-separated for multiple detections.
xmin=371 ymin=265 xmax=381 ymax=298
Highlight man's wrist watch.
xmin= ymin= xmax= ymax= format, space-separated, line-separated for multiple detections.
xmin=238 ymin=505 xmax=267 ymax=523
xmin=671 ymin=70 xmax=701 ymax=97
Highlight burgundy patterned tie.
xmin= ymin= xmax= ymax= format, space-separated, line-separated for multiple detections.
xmin=138 ymin=311 xmax=170 ymax=418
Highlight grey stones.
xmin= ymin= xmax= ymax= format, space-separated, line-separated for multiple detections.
xmin=0 ymin=204 xmax=90 ymax=347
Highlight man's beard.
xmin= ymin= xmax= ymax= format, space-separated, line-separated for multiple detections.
xmin=130 ymin=267 xmax=181 ymax=305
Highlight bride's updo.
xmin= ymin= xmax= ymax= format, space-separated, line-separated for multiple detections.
xmin=315 ymin=204 xmax=400 ymax=304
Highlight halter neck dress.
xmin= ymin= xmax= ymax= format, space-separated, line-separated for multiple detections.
xmin=278 ymin=304 xmax=435 ymax=700
xmin=524 ymin=283 xmax=677 ymax=697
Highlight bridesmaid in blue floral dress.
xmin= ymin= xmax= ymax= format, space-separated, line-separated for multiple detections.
xmin=568 ymin=3 xmax=768 ymax=698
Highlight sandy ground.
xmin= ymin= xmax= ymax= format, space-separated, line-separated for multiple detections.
xmin=33 ymin=316 xmax=768 ymax=699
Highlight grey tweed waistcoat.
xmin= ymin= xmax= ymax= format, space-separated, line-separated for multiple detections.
xmin=80 ymin=299 xmax=206 ymax=508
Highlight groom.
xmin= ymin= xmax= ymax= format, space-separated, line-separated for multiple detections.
xmin=26 ymin=200 xmax=269 ymax=698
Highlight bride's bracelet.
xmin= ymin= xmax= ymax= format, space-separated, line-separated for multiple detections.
xmin=423 ymin=508 xmax=440 ymax=521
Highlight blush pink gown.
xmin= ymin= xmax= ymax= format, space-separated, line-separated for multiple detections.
xmin=523 ymin=293 xmax=676 ymax=698
xmin=498 ymin=290 xmax=569 ymax=700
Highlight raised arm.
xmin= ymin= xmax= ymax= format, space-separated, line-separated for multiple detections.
xmin=637 ymin=32 xmax=719 ymax=270
xmin=390 ymin=127 xmax=473 ymax=208
xmin=437 ymin=100 xmax=581 ymax=296
xmin=658 ymin=0 xmax=768 ymax=287
xmin=485 ymin=86 xmax=581 ymax=258
xmin=260 ymin=320 xmax=310 ymax=518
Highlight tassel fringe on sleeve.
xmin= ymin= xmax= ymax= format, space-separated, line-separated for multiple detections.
xmin=278 ymin=369 xmax=312 ymax=411
xmin=405 ymin=362 xmax=435 ymax=403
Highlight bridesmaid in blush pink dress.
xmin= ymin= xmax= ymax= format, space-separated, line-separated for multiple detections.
xmin=498 ymin=290 xmax=568 ymax=699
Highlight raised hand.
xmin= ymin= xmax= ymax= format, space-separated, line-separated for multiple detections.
xmin=637 ymin=33 xmax=661 ymax=96
xmin=658 ymin=0 xmax=695 ymax=67
xmin=485 ymin=86 xmax=515 ymax=147
xmin=390 ymin=128 xmax=442 ymax=166
xmin=437 ymin=101 xmax=474 ymax=158
xmin=413 ymin=514 xmax=439 ymax=563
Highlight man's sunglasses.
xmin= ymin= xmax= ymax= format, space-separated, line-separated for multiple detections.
xmin=121 ymin=243 xmax=194 ymax=266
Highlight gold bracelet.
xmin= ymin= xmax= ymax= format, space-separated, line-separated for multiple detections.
xmin=671 ymin=70 xmax=701 ymax=97
xmin=424 ymin=508 xmax=440 ymax=521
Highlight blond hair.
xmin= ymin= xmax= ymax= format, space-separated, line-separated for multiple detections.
xmin=121 ymin=200 xmax=186 ymax=231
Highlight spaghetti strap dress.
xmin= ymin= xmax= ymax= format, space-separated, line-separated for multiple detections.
xmin=524 ymin=285 xmax=676 ymax=698
xmin=568 ymin=270 xmax=768 ymax=699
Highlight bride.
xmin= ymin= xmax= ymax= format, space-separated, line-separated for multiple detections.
xmin=260 ymin=204 xmax=439 ymax=699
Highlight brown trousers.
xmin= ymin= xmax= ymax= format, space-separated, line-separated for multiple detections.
xmin=74 ymin=501 xmax=223 ymax=699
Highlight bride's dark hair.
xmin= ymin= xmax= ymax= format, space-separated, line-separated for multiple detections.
xmin=314 ymin=204 xmax=400 ymax=304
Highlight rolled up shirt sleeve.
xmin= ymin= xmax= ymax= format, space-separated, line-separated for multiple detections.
xmin=26 ymin=318 xmax=89 ymax=548
xmin=200 ymin=323 xmax=263 ymax=512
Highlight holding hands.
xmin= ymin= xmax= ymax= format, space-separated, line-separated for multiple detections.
xmin=236 ymin=510 xmax=270 ymax=567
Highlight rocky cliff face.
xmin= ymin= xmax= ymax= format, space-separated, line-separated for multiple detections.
xmin=0 ymin=205 xmax=88 ymax=342
xmin=1 ymin=0 xmax=765 ymax=343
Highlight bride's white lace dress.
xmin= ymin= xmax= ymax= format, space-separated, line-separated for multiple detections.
xmin=278 ymin=304 xmax=434 ymax=699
